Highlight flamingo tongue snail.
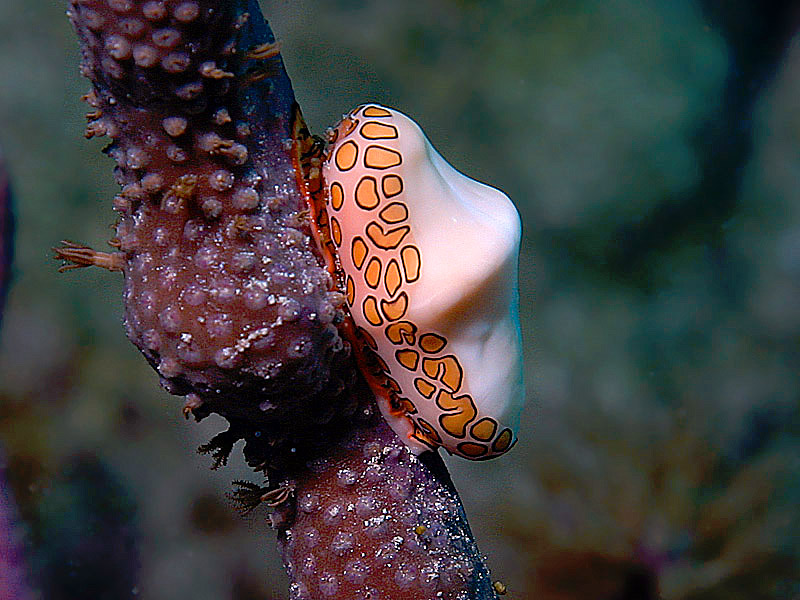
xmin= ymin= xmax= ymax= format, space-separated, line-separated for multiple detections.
xmin=311 ymin=104 xmax=525 ymax=460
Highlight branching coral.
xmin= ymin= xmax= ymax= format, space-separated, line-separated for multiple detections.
xmin=63 ymin=1 xmax=507 ymax=597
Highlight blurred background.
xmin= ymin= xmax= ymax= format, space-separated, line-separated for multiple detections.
xmin=1 ymin=0 xmax=799 ymax=598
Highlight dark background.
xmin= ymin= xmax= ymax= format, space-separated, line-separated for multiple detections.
xmin=0 ymin=1 xmax=798 ymax=598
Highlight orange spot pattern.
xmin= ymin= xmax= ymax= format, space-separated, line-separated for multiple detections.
xmin=422 ymin=356 xmax=463 ymax=392
xmin=345 ymin=275 xmax=355 ymax=306
xmin=419 ymin=333 xmax=447 ymax=354
xmin=380 ymin=292 xmax=408 ymax=322
xmin=355 ymin=176 xmax=380 ymax=210
xmin=414 ymin=378 xmax=436 ymax=399
xmin=396 ymin=349 xmax=420 ymax=370
xmin=362 ymin=106 xmax=393 ymax=118
xmin=364 ymin=145 xmax=402 ymax=169
xmin=365 ymin=222 xmax=411 ymax=250
xmin=364 ymin=257 xmax=381 ymax=289
xmin=351 ymin=237 xmax=368 ymax=270
xmin=360 ymin=122 xmax=399 ymax=140
xmin=330 ymin=216 xmax=342 ymax=247
xmin=470 ymin=418 xmax=498 ymax=442
xmin=400 ymin=245 xmax=420 ymax=282
xmin=330 ymin=181 xmax=344 ymax=210
xmin=382 ymin=174 xmax=403 ymax=198
xmin=363 ymin=296 xmax=382 ymax=326
xmin=334 ymin=140 xmax=358 ymax=171
xmin=385 ymin=321 xmax=416 ymax=345
xmin=384 ymin=259 xmax=402 ymax=296
xmin=379 ymin=202 xmax=408 ymax=224
xmin=435 ymin=390 xmax=477 ymax=438
xmin=323 ymin=105 xmax=516 ymax=459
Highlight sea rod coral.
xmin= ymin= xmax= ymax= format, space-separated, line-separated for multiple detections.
xmin=61 ymin=0 xmax=519 ymax=597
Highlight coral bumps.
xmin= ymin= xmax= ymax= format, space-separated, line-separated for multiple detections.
xmin=66 ymin=0 xmax=357 ymax=462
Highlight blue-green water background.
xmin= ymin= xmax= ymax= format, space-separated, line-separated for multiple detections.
xmin=0 ymin=1 xmax=798 ymax=598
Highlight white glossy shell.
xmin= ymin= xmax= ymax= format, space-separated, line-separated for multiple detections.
xmin=322 ymin=104 xmax=524 ymax=459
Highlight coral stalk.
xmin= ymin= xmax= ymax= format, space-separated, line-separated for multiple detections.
xmin=277 ymin=419 xmax=498 ymax=599
xmin=66 ymin=0 xmax=353 ymax=462
xmin=65 ymin=1 xmax=500 ymax=597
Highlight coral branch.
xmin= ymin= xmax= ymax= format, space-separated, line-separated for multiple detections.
xmin=67 ymin=0 xmax=358 ymax=468
xmin=277 ymin=419 xmax=498 ymax=600
xmin=66 ymin=1 xmax=500 ymax=598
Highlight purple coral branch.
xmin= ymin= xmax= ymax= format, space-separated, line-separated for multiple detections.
xmin=277 ymin=419 xmax=497 ymax=599
xmin=65 ymin=1 xmax=498 ymax=597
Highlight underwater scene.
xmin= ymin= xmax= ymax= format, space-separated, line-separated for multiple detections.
xmin=0 ymin=1 xmax=798 ymax=598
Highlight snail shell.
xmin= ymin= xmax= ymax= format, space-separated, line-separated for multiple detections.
xmin=320 ymin=104 xmax=524 ymax=460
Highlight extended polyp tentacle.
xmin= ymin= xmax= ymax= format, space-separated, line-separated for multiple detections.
xmin=53 ymin=241 xmax=125 ymax=272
